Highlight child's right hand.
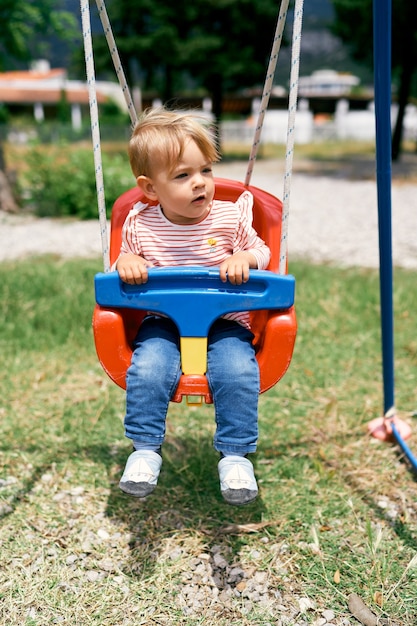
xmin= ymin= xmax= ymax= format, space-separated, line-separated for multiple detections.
xmin=116 ymin=253 xmax=151 ymax=284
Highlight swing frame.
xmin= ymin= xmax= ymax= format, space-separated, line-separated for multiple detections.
xmin=84 ymin=0 xmax=416 ymax=466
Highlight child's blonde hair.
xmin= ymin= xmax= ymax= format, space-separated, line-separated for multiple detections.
xmin=128 ymin=107 xmax=220 ymax=178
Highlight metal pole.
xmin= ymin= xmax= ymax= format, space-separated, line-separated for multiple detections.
xmin=373 ymin=0 xmax=395 ymax=416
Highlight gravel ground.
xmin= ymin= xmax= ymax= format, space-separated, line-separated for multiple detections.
xmin=1 ymin=158 xmax=416 ymax=269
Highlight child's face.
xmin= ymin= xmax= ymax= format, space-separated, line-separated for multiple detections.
xmin=141 ymin=139 xmax=215 ymax=225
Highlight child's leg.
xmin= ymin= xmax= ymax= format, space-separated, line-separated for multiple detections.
xmin=124 ymin=316 xmax=182 ymax=449
xmin=207 ymin=319 xmax=260 ymax=457
xmin=120 ymin=316 xmax=181 ymax=497
xmin=206 ymin=319 xmax=260 ymax=506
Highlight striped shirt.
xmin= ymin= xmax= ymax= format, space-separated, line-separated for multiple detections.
xmin=118 ymin=190 xmax=271 ymax=329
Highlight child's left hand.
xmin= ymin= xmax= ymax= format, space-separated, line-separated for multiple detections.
xmin=219 ymin=251 xmax=258 ymax=285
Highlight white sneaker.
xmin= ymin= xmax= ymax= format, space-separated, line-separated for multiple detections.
xmin=218 ymin=456 xmax=258 ymax=506
xmin=119 ymin=450 xmax=162 ymax=497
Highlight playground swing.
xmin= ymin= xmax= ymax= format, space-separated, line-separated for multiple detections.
xmin=82 ymin=0 xmax=303 ymax=403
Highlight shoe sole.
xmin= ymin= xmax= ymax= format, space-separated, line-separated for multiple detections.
xmin=221 ymin=488 xmax=258 ymax=506
xmin=119 ymin=480 xmax=156 ymax=498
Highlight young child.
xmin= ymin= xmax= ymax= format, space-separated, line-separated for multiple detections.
xmin=116 ymin=107 xmax=271 ymax=506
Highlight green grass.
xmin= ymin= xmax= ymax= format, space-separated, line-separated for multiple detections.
xmin=1 ymin=256 xmax=417 ymax=625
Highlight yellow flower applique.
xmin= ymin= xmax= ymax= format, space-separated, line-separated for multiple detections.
xmin=208 ymin=238 xmax=217 ymax=253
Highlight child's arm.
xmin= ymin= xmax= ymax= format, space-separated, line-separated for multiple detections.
xmin=116 ymin=253 xmax=151 ymax=284
xmin=219 ymin=251 xmax=258 ymax=285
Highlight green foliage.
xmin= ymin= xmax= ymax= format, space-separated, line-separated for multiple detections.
xmin=21 ymin=146 xmax=134 ymax=219
xmin=0 ymin=0 xmax=77 ymax=69
xmin=330 ymin=0 xmax=374 ymax=66
xmin=0 ymin=103 xmax=9 ymax=124
xmin=95 ymin=0 xmax=281 ymax=115
xmin=56 ymin=90 xmax=72 ymax=125
xmin=331 ymin=0 xmax=417 ymax=159
xmin=331 ymin=0 xmax=417 ymax=97
xmin=99 ymin=100 xmax=131 ymax=126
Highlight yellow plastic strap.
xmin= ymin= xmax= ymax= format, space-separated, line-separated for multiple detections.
xmin=180 ymin=337 xmax=207 ymax=375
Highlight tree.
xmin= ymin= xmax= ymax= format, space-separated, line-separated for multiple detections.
xmin=182 ymin=0 xmax=281 ymax=128
xmin=0 ymin=0 xmax=77 ymax=211
xmin=331 ymin=0 xmax=417 ymax=161
xmin=93 ymin=0 xmax=281 ymax=133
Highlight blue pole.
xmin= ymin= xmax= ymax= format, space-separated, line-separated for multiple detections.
xmin=373 ymin=1 xmax=417 ymax=472
xmin=373 ymin=0 xmax=395 ymax=416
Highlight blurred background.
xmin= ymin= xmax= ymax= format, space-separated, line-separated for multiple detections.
xmin=0 ymin=0 xmax=416 ymax=216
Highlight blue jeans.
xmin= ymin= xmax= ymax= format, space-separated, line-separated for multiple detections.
xmin=124 ymin=317 xmax=260 ymax=456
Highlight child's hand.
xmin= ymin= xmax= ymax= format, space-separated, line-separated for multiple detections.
xmin=116 ymin=253 xmax=151 ymax=284
xmin=219 ymin=252 xmax=257 ymax=285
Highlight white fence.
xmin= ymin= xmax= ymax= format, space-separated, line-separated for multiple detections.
xmin=221 ymin=100 xmax=417 ymax=144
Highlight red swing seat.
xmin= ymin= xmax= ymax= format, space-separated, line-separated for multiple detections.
xmin=92 ymin=178 xmax=297 ymax=402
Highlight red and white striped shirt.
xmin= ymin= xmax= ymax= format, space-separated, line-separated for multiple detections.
xmin=118 ymin=190 xmax=270 ymax=328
